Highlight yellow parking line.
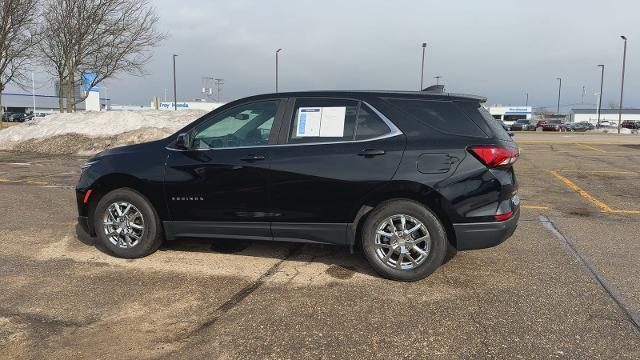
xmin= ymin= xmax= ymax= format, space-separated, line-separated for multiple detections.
xmin=549 ymin=170 xmax=640 ymax=214
xmin=522 ymin=205 xmax=550 ymax=210
xmin=558 ymin=170 xmax=637 ymax=175
xmin=0 ymin=178 xmax=49 ymax=185
xmin=548 ymin=170 xmax=614 ymax=212
xmin=576 ymin=143 xmax=607 ymax=153
xmin=610 ymin=209 xmax=640 ymax=214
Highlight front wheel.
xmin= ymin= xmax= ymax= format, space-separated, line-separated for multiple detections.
xmin=93 ymin=188 xmax=163 ymax=258
xmin=361 ymin=200 xmax=447 ymax=281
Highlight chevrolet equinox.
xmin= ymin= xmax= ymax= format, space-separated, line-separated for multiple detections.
xmin=76 ymin=90 xmax=520 ymax=281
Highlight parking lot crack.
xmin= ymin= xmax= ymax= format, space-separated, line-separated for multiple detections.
xmin=174 ymin=244 xmax=304 ymax=342
xmin=539 ymin=214 xmax=640 ymax=333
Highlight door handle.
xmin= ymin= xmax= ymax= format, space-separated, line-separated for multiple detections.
xmin=241 ymin=154 xmax=266 ymax=162
xmin=358 ymin=149 xmax=386 ymax=157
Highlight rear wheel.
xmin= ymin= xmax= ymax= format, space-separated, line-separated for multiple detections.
xmin=93 ymin=188 xmax=163 ymax=258
xmin=362 ymin=200 xmax=447 ymax=281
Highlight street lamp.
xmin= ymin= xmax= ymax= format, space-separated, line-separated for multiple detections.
xmin=597 ymin=64 xmax=604 ymax=127
xmin=275 ymin=48 xmax=282 ymax=93
xmin=434 ymin=75 xmax=441 ymax=85
xmin=172 ymin=54 xmax=178 ymax=111
xmin=556 ymin=77 xmax=562 ymax=115
xmin=618 ymin=36 xmax=627 ymax=134
xmin=420 ymin=42 xmax=427 ymax=90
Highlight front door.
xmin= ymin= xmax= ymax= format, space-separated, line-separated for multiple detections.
xmin=163 ymin=99 xmax=283 ymax=240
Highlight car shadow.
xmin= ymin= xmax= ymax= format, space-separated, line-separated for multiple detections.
xmin=75 ymin=224 xmax=457 ymax=279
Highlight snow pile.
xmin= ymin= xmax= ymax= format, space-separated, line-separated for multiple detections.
xmin=0 ymin=110 xmax=207 ymax=155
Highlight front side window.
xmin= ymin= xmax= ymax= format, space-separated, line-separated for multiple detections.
xmin=192 ymin=100 xmax=280 ymax=149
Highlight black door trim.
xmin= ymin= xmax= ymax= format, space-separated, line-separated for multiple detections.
xmin=163 ymin=221 xmax=349 ymax=246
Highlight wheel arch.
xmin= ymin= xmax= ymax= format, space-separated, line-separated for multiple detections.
xmin=83 ymin=173 xmax=167 ymax=236
xmin=348 ymin=181 xmax=457 ymax=249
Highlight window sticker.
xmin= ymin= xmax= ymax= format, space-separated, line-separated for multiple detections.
xmin=296 ymin=106 xmax=346 ymax=137
xmin=319 ymin=107 xmax=346 ymax=137
xmin=296 ymin=108 xmax=321 ymax=137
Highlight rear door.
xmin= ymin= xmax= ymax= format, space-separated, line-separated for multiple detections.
xmin=267 ymin=97 xmax=405 ymax=245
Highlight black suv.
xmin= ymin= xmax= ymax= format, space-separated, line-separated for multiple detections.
xmin=76 ymin=90 xmax=519 ymax=281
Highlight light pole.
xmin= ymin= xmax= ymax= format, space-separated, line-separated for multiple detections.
xmin=525 ymin=92 xmax=529 ymax=107
xmin=556 ymin=77 xmax=562 ymax=115
xmin=618 ymin=35 xmax=627 ymax=134
xmin=420 ymin=42 xmax=427 ymax=90
xmin=172 ymin=54 xmax=178 ymax=111
xmin=275 ymin=48 xmax=282 ymax=93
xmin=434 ymin=75 xmax=441 ymax=85
xmin=597 ymin=64 xmax=604 ymax=127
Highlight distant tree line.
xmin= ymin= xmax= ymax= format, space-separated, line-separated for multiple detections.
xmin=0 ymin=0 xmax=165 ymax=116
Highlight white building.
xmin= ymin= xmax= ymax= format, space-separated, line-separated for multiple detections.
xmin=487 ymin=106 xmax=533 ymax=125
xmin=571 ymin=108 xmax=640 ymax=125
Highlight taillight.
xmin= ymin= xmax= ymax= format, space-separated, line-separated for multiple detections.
xmin=468 ymin=145 xmax=519 ymax=168
xmin=495 ymin=211 xmax=513 ymax=221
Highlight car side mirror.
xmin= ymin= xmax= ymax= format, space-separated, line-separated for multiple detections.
xmin=175 ymin=132 xmax=192 ymax=150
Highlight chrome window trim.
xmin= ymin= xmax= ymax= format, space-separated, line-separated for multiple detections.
xmin=166 ymin=101 xmax=403 ymax=152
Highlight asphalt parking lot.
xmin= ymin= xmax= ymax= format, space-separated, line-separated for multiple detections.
xmin=1 ymin=133 xmax=639 ymax=359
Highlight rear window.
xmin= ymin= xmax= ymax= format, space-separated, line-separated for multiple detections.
xmin=456 ymin=101 xmax=512 ymax=140
xmin=387 ymin=99 xmax=487 ymax=138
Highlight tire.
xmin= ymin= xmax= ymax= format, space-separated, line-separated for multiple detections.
xmin=361 ymin=199 xmax=447 ymax=281
xmin=93 ymin=188 xmax=163 ymax=258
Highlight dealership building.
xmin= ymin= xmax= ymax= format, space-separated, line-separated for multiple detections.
xmin=487 ymin=106 xmax=533 ymax=122
xmin=570 ymin=108 xmax=640 ymax=125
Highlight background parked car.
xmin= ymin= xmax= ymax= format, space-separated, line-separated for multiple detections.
xmin=510 ymin=119 xmax=535 ymax=131
xmin=535 ymin=120 xmax=546 ymax=129
xmin=9 ymin=113 xmax=26 ymax=122
xmin=622 ymin=120 xmax=640 ymax=129
xmin=597 ymin=120 xmax=615 ymax=128
xmin=542 ymin=120 xmax=567 ymax=131
xmin=568 ymin=122 xmax=594 ymax=132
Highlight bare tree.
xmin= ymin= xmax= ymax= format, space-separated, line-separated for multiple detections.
xmin=38 ymin=0 xmax=72 ymax=112
xmin=0 ymin=0 xmax=40 ymax=122
xmin=39 ymin=0 xmax=165 ymax=112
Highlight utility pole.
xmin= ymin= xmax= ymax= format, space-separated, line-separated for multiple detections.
xmin=525 ymin=92 xmax=529 ymax=107
xmin=31 ymin=72 xmax=36 ymax=114
xmin=172 ymin=54 xmax=178 ymax=111
xmin=581 ymin=85 xmax=585 ymax=104
xmin=275 ymin=48 xmax=282 ymax=93
xmin=618 ymin=36 xmax=627 ymax=134
xmin=214 ymin=78 xmax=224 ymax=102
xmin=556 ymin=77 xmax=562 ymax=115
xmin=597 ymin=64 xmax=604 ymax=127
xmin=420 ymin=42 xmax=427 ymax=90
xmin=201 ymin=76 xmax=215 ymax=100
xmin=164 ymin=88 xmax=167 ymax=102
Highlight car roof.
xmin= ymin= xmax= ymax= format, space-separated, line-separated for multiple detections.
xmin=239 ymin=90 xmax=487 ymax=103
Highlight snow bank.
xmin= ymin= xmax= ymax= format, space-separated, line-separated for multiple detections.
xmin=0 ymin=110 xmax=207 ymax=155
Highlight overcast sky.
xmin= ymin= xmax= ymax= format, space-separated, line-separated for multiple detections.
xmin=18 ymin=0 xmax=640 ymax=110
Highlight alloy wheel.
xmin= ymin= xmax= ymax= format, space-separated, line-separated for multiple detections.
xmin=374 ymin=214 xmax=431 ymax=270
xmin=102 ymin=201 xmax=145 ymax=249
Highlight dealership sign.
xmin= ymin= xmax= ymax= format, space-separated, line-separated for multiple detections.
xmin=160 ymin=102 xmax=190 ymax=109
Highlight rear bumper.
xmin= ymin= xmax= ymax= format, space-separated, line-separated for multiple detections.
xmin=453 ymin=207 xmax=519 ymax=250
